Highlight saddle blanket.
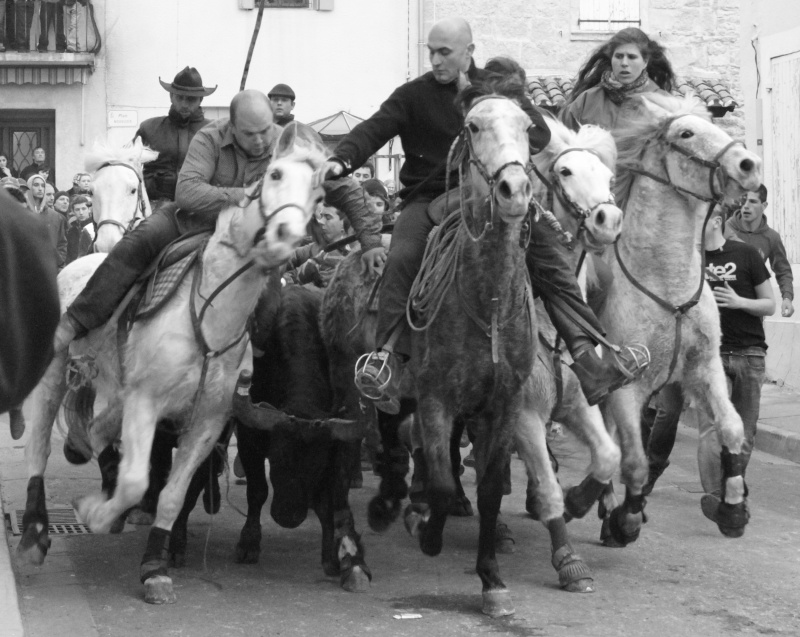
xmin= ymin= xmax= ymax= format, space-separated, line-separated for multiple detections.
xmin=134 ymin=250 xmax=199 ymax=320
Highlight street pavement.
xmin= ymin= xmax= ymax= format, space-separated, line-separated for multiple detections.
xmin=1 ymin=384 xmax=799 ymax=637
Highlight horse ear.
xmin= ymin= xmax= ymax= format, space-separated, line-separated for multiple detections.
xmin=274 ymin=122 xmax=299 ymax=159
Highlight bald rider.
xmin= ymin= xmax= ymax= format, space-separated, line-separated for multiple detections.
xmin=326 ymin=18 xmax=647 ymax=414
xmin=53 ymin=90 xmax=384 ymax=349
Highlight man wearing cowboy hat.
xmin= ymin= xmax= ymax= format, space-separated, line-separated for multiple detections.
xmin=134 ymin=67 xmax=218 ymax=203
xmin=267 ymin=83 xmax=296 ymax=127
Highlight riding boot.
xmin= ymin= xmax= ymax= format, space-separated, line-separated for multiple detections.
xmin=549 ymin=303 xmax=644 ymax=406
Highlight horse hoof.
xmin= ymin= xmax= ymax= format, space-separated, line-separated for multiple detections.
xmin=341 ymin=566 xmax=371 ymax=593
xmin=63 ymin=439 xmax=91 ymax=465
xmin=702 ymin=496 xmax=749 ymax=538
xmin=448 ymin=495 xmax=474 ymax=517
xmin=564 ymin=487 xmax=597 ymax=521
xmin=144 ymin=575 xmax=177 ymax=605
xmin=482 ymin=589 xmax=515 ymax=618
xmin=367 ymin=495 xmax=400 ymax=532
xmin=16 ymin=526 xmax=51 ymax=566
xmin=599 ymin=518 xmax=625 ymax=548
xmin=606 ymin=507 xmax=642 ymax=547
xmin=235 ymin=543 xmax=261 ymax=565
xmin=109 ymin=515 xmax=126 ymax=534
xmin=552 ymin=545 xmax=594 ymax=592
xmin=420 ymin=527 xmax=443 ymax=557
xmin=126 ymin=508 xmax=155 ymax=526
xmin=495 ymin=523 xmax=515 ymax=555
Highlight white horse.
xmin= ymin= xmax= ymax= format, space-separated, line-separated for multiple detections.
xmin=85 ymin=138 xmax=157 ymax=252
xmin=19 ymin=123 xmax=325 ymax=605
xmin=588 ymin=95 xmax=762 ymax=544
xmin=521 ymin=118 xmax=625 ymax=530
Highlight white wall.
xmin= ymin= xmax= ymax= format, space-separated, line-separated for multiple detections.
xmin=102 ymin=0 xmax=417 ymax=175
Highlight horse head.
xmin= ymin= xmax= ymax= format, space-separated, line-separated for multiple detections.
xmin=457 ymin=88 xmax=533 ymax=227
xmin=84 ymin=138 xmax=158 ymax=253
xmin=227 ymin=122 xmax=326 ymax=269
xmin=533 ymin=116 xmax=623 ymax=250
xmin=619 ymin=94 xmax=762 ymax=205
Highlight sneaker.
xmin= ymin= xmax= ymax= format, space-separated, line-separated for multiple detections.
xmin=571 ymin=344 xmax=650 ymax=406
xmin=354 ymin=350 xmax=401 ymax=415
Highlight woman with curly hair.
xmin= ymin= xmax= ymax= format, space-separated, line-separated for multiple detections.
xmin=561 ymin=27 xmax=675 ymax=133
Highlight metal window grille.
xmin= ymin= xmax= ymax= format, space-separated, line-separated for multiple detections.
xmin=578 ymin=0 xmax=641 ymax=31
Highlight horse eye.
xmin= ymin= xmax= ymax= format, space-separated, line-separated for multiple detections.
xmin=559 ymin=167 xmax=572 ymax=178
xmin=270 ymin=169 xmax=282 ymax=180
xmin=680 ymin=130 xmax=694 ymax=139
xmin=131 ymin=188 xmax=137 ymax=195
xmin=468 ymin=122 xmax=479 ymax=133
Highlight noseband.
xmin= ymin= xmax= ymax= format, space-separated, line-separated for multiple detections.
xmin=447 ymin=95 xmax=534 ymax=242
xmin=91 ymin=161 xmax=147 ymax=249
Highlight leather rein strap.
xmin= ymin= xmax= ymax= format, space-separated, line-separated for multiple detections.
xmin=614 ymin=121 xmax=743 ymax=392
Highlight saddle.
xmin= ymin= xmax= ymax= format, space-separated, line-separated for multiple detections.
xmin=121 ymin=229 xmax=211 ymax=327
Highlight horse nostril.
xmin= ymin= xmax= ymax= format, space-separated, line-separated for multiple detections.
xmin=596 ymin=210 xmax=605 ymax=226
xmin=275 ymin=223 xmax=290 ymax=242
xmin=498 ymin=180 xmax=512 ymax=200
xmin=740 ymin=158 xmax=754 ymax=173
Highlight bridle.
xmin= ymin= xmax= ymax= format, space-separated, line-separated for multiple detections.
xmin=447 ymin=95 xmax=535 ymax=243
xmin=530 ymin=147 xmax=617 ymax=250
xmin=238 ymin=173 xmax=317 ymax=247
xmin=614 ymin=112 xmax=746 ymax=395
xmin=627 ymin=113 xmax=743 ymax=204
xmin=90 ymin=160 xmax=148 ymax=248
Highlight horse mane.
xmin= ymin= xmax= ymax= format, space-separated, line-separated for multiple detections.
xmin=84 ymin=140 xmax=159 ymax=173
xmin=613 ymin=94 xmax=710 ymax=205
xmin=456 ymin=74 xmax=528 ymax=113
xmin=533 ymin=113 xmax=617 ymax=173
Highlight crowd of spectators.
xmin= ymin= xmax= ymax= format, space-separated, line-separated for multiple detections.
xmin=1 ymin=145 xmax=94 ymax=271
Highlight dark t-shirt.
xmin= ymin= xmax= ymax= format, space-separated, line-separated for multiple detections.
xmin=705 ymin=240 xmax=770 ymax=350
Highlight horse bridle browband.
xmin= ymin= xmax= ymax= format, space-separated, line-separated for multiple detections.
xmin=91 ymin=160 xmax=148 ymax=244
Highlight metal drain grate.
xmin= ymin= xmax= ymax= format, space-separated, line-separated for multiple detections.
xmin=9 ymin=508 xmax=92 ymax=536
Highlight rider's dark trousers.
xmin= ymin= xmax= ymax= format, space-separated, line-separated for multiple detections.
xmin=68 ymin=207 xmax=203 ymax=333
xmin=376 ymin=198 xmax=606 ymax=360
xmin=526 ymin=218 xmax=606 ymax=355
xmin=376 ymin=197 xmax=434 ymax=358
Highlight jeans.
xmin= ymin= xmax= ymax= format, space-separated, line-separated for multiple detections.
xmin=698 ymin=347 xmax=765 ymax=496
xmin=13 ymin=1 xmax=34 ymax=51
xmin=641 ymin=383 xmax=684 ymax=468
xmin=38 ymin=1 xmax=66 ymax=51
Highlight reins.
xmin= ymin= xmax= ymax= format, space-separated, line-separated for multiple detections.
xmin=614 ymin=117 xmax=743 ymax=392
xmin=90 ymin=160 xmax=148 ymax=250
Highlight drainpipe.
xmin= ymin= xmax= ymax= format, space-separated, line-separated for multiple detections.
xmin=417 ymin=0 xmax=425 ymax=77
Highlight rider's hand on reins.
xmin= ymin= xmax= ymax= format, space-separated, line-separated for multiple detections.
xmin=361 ymin=246 xmax=387 ymax=276
xmin=316 ymin=160 xmax=344 ymax=188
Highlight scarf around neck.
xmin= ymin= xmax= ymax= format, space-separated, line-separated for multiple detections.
xmin=600 ymin=69 xmax=650 ymax=105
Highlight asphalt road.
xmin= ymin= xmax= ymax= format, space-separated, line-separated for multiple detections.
xmin=2 ymin=419 xmax=799 ymax=637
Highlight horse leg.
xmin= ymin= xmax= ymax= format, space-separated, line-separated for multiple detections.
xmin=403 ymin=398 xmax=454 ymax=558
xmin=235 ymin=425 xmax=269 ymax=564
xmin=449 ymin=417 xmax=473 ymax=517
xmin=515 ymin=395 xmax=594 ymax=593
xmin=17 ymin=351 xmax=68 ymax=565
xmin=601 ymin=387 xmax=649 ymax=547
xmin=367 ymin=400 xmax=413 ymax=532
xmin=143 ymin=411 xmax=227 ymax=605
xmin=559 ymin=396 xmax=621 ymax=521
xmin=128 ymin=426 xmax=176 ymax=526
xmin=684 ymin=362 xmax=749 ymax=537
xmin=74 ymin=391 xmax=158 ymax=533
xmin=167 ymin=449 xmax=214 ymax=569
xmin=475 ymin=441 xmax=514 ymax=617
xmin=312 ymin=458 xmax=337 ymax=577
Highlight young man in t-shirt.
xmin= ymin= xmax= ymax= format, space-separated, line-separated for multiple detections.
xmin=698 ymin=205 xmax=776 ymax=521
xmin=727 ymin=185 xmax=794 ymax=318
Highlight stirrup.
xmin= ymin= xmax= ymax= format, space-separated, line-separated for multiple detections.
xmin=613 ymin=343 xmax=651 ymax=380
xmin=354 ymin=351 xmax=394 ymax=402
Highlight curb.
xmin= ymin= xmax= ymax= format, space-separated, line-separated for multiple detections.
xmin=0 ymin=495 xmax=25 ymax=637
xmin=754 ymin=421 xmax=800 ymax=465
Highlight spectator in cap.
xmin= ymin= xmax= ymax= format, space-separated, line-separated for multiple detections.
xmin=53 ymin=190 xmax=71 ymax=219
xmin=268 ymin=83 xmax=296 ymax=127
xmin=134 ymin=67 xmax=217 ymax=205
xmin=67 ymin=172 xmax=92 ymax=199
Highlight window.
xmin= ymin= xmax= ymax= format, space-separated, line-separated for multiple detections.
xmin=0 ymin=110 xmax=56 ymax=177
xmin=577 ymin=0 xmax=640 ymax=32
xmin=266 ymin=0 xmax=309 ymax=7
